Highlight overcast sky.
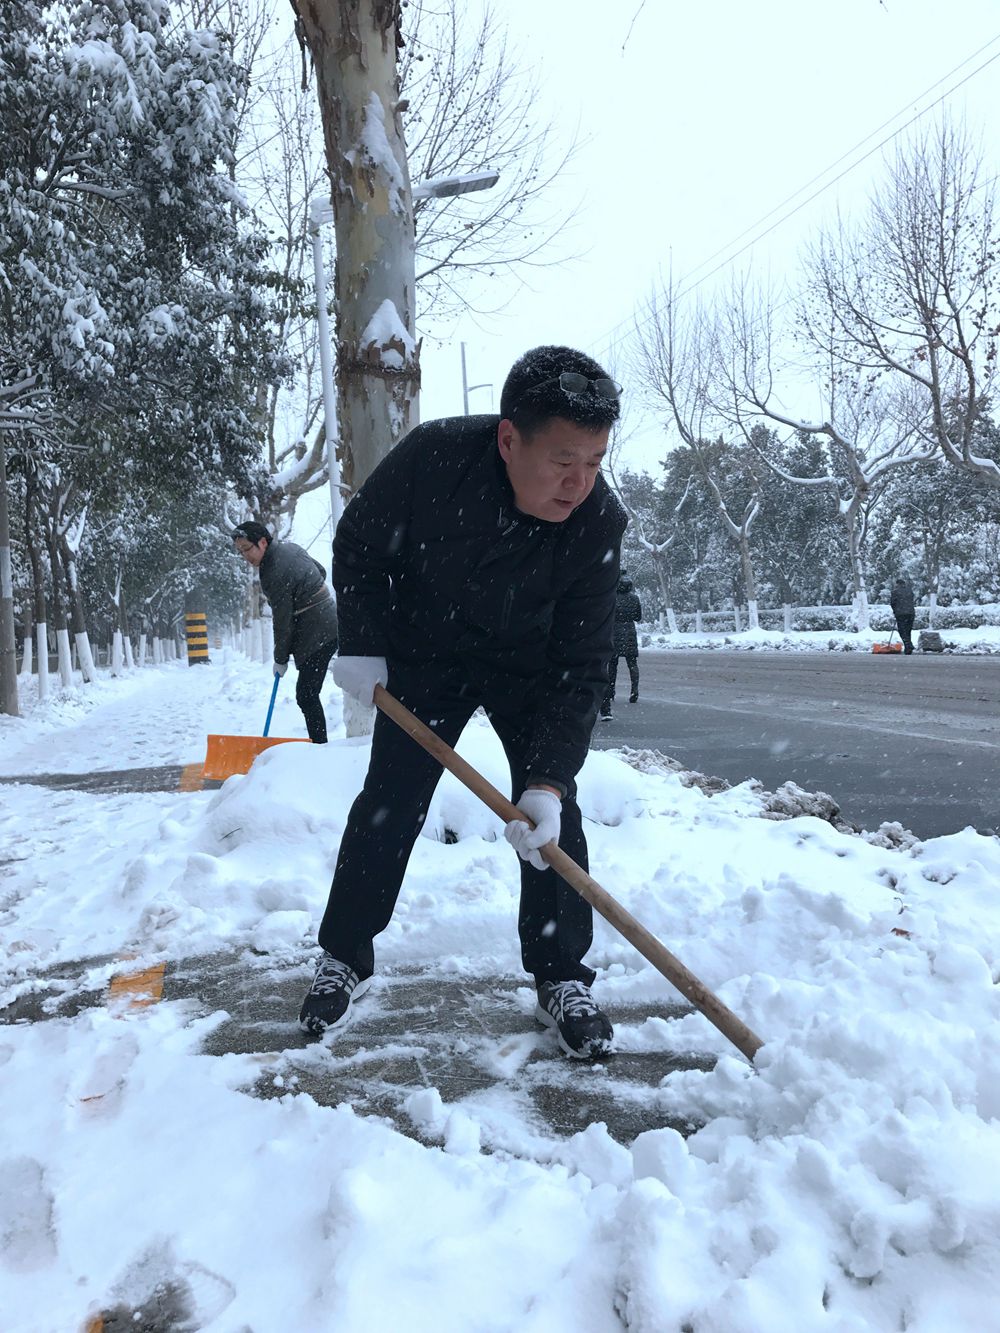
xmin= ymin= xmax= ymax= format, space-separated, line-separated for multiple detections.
xmin=416 ymin=0 xmax=1000 ymax=470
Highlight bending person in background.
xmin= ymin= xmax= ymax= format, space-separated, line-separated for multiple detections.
xmin=232 ymin=521 xmax=339 ymax=742
xmin=299 ymin=345 xmax=627 ymax=1060
xmin=889 ymin=575 xmax=915 ymax=655
xmin=600 ymin=571 xmax=643 ymax=719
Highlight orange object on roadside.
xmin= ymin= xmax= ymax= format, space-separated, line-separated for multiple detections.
xmin=202 ymin=734 xmax=310 ymax=780
xmin=872 ymin=629 xmax=903 ymax=654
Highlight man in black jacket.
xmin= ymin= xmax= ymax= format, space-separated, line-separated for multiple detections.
xmin=889 ymin=576 xmax=916 ymax=655
xmin=600 ymin=572 xmax=643 ymax=718
xmin=299 ymin=345 xmax=627 ymax=1058
xmin=232 ymin=522 xmax=339 ymax=741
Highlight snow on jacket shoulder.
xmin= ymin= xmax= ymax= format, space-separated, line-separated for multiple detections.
xmin=259 ymin=540 xmax=338 ymax=667
xmin=333 ymin=415 xmax=627 ymax=785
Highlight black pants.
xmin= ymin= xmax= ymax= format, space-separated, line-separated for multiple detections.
xmin=318 ymin=674 xmax=595 ymax=987
xmin=296 ymin=642 xmax=337 ymax=742
xmin=894 ymin=614 xmax=915 ymax=654
xmin=602 ymin=652 xmax=639 ymax=711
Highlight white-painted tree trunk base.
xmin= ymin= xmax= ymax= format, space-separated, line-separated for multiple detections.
xmin=783 ymin=603 xmax=793 ymax=633
xmin=695 ymin=609 xmax=703 ymax=634
xmin=123 ymin=635 xmax=135 ymax=670
xmin=153 ymin=638 xmax=163 ymax=665
xmin=137 ymin=634 xmax=147 ymax=668
xmin=928 ymin=592 xmax=938 ymax=627
xmin=75 ymin=631 xmax=98 ymax=683
xmin=250 ymin=618 xmax=264 ymax=664
xmin=747 ymin=599 xmax=760 ymax=631
xmin=853 ymin=591 xmax=871 ymax=632
xmin=666 ymin=608 xmax=678 ymax=634
xmin=19 ymin=633 xmax=32 ymax=678
xmin=733 ymin=606 xmax=743 ymax=633
xmin=56 ymin=629 xmax=73 ymax=687
xmin=261 ymin=617 xmax=274 ymax=664
xmin=111 ymin=630 xmax=125 ymax=677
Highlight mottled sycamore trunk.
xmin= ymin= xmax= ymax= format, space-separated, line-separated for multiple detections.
xmin=292 ymin=0 xmax=419 ymax=496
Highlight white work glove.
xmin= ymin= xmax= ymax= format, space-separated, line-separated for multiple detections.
xmin=332 ymin=654 xmax=388 ymax=707
xmin=504 ymin=789 xmax=562 ymax=872
xmin=273 ymin=660 xmax=288 ymax=678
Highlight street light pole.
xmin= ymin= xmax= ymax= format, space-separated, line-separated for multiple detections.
xmin=460 ymin=342 xmax=493 ymax=415
xmin=309 ymin=195 xmax=342 ymax=530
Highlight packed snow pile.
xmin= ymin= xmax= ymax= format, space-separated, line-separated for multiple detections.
xmin=0 ymin=658 xmax=998 ymax=1331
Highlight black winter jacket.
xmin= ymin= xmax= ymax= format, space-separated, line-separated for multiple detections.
xmin=333 ymin=414 xmax=627 ymax=787
xmin=612 ymin=577 xmax=642 ymax=656
xmin=259 ymin=540 xmax=338 ymax=668
xmin=890 ymin=579 xmax=915 ymax=617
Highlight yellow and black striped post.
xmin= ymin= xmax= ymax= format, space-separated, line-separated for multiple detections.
xmin=185 ymin=611 xmax=210 ymax=666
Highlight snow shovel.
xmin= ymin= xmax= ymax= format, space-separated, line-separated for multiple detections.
xmin=202 ymin=673 xmax=310 ymax=780
xmin=872 ymin=629 xmax=903 ymax=654
xmin=374 ymin=685 xmax=764 ymax=1064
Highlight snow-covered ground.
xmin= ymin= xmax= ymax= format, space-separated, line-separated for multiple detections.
xmin=1 ymin=656 xmax=998 ymax=1331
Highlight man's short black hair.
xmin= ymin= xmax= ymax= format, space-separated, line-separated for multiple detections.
xmin=500 ymin=345 xmax=621 ymax=437
xmin=232 ymin=521 xmax=271 ymax=545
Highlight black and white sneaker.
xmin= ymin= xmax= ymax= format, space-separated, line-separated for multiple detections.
xmin=535 ymin=980 xmax=614 ymax=1059
xmin=299 ymin=952 xmax=371 ymax=1035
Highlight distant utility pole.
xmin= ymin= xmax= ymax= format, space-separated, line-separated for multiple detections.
xmin=460 ymin=342 xmax=493 ymax=415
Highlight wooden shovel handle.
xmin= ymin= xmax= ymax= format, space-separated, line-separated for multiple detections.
xmin=374 ymin=685 xmax=764 ymax=1063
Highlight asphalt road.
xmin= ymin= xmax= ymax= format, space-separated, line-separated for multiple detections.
xmin=590 ymin=651 xmax=1000 ymax=839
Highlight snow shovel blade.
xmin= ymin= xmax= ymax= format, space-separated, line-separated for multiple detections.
xmin=202 ymin=734 xmax=310 ymax=780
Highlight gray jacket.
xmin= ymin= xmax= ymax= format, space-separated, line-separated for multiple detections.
xmin=258 ymin=540 xmax=338 ymax=667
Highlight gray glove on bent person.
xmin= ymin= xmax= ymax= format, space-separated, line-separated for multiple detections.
xmin=504 ymin=789 xmax=562 ymax=872
xmin=332 ymin=654 xmax=388 ymax=707
xmin=272 ymin=660 xmax=288 ymax=678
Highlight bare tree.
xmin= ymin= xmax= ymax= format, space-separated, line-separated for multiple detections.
xmin=401 ymin=0 xmax=578 ymax=327
xmin=714 ymin=274 xmax=934 ymax=629
xmin=635 ymin=284 xmax=764 ymax=630
xmin=805 ymin=119 xmax=1000 ymax=490
xmin=608 ymin=459 xmax=691 ymax=631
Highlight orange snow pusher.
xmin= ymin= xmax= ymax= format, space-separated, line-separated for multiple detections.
xmin=872 ymin=630 xmax=903 ymax=654
xmin=202 ymin=674 xmax=309 ymax=780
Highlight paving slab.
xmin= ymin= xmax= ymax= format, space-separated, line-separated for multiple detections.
xmin=2 ymin=950 xmax=716 ymax=1149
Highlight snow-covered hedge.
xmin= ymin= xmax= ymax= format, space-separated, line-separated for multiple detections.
xmin=664 ymin=602 xmax=1000 ymax=634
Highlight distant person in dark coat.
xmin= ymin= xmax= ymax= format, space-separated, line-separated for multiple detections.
xmin=299 ymin=344 xmax=627 ymax=1060
xmin=889 ymin=576 xmax=916 ymax=655
xmin=232 ymin=522 xmax=339 ymax=741
xmin=600 ymin=572 xmax=642 ymax=718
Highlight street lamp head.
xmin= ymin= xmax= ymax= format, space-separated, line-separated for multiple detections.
xmin=412 ymin=171 xmax=500 ymax=201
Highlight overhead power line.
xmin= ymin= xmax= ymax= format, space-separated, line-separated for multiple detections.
xmin=596 ymin=29 xmax=1000 ymax=365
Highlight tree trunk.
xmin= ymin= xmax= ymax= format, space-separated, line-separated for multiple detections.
xmin=25 ymin=474 xmax=49 ymax=701
xmin=19 ymin=599 xmax=33 ymax=677
xmin=44 ymin=527 xmax=73 ymax=686
xmin=58 ymin=536 xmax=98 ymax=683
xmin=293 ymin=0 xmax=419 ymax=497
xmin=0 ymin=438 xmax=20 ymax=716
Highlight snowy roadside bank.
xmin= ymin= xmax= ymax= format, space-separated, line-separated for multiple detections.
xmin=639 ymin=624 xmax=1000 ymax=654
xmin=1 ymin=657 xmax=998 ymax=1331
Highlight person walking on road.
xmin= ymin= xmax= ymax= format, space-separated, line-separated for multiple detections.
xmin=299 ymin=345 xmax=627 ymax=1059
xmin=600 ymin=571 xmax=643 ymax=719
xmin=890 ymin=575 xmax=916 ymax=655
xmin=232 ymin=522 xmax=339 ymax=742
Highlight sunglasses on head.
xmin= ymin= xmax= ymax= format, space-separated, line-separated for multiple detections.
xmin=509 ymin=371 xmax=622 ymax=414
